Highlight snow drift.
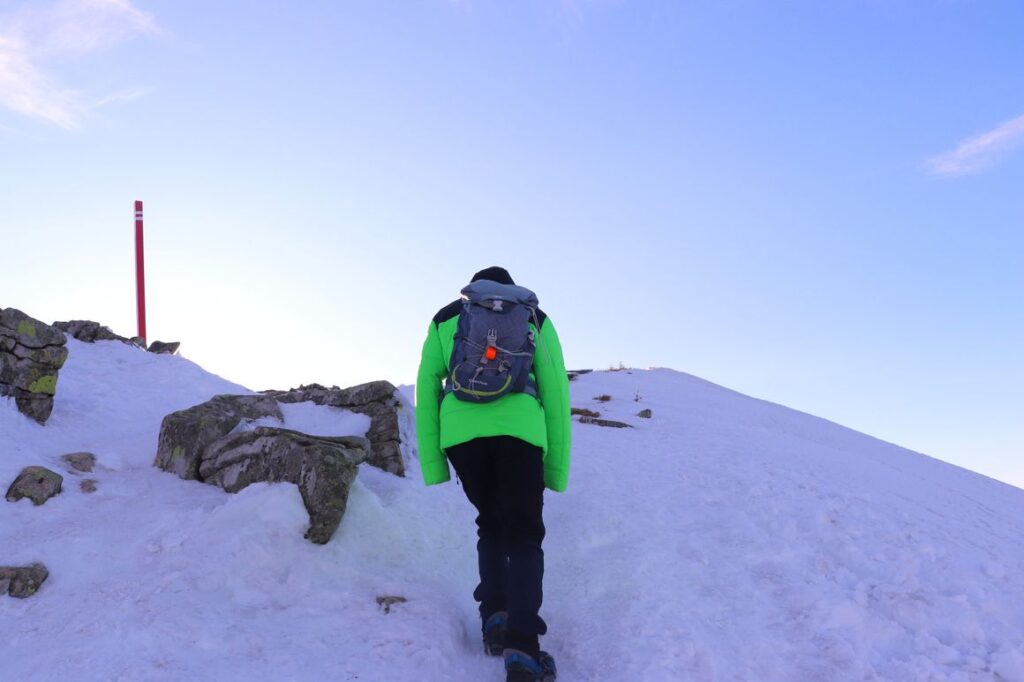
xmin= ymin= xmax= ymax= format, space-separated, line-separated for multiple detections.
xmin=1 ymin=339 xmax=1022 ymax=681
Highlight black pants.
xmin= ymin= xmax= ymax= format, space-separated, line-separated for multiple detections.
xmin=447 ymin=435 xmax=547 ymax=653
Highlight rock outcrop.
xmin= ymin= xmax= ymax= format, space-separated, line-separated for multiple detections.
xmin=0 ymin=309 xmax=69 ymax=423
xmin=5 ymin=466 xmax=63 ymax=505
xmin=264 ymin=381 xmax=405 ymax=476
xmin=52 ymin=320 xmax=132 ymax=344
xmin=154 ymin=393 xmax=376 ymax=544
xmin=0 ymin=563 xmax=49 ymax=598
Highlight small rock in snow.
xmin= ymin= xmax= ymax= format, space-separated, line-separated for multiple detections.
xmin=376 ymin=595 xmax=407 ymax=614
xmin=80 ymin=479 xmax=98 ymax=493
xmin=5 ymin=466 xmax=63 ymax=505
xmin=579 ymin=416 xmax=632 ymax=429
xmin=61 ymin=452 xmax=97 ymax=473
xmin=0 ymin=563 xmax=49 ymax=598
xmin=148 ymin=340 xmax=181 ymax=355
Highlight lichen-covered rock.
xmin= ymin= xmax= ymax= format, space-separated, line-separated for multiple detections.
xmin=52 ymin=320 xmax=130 ymax=344
xmin=5 ymin=466 xmax=63 ymax=505
xmin=199 ymin=427 xmax=370 ymax=544
xmin=0 ymin=308 xmax=69 ymax=423
xmin=265 ymin=380 xmax=405 ymax=476
xmin=0 ymin=309 xmax=67 ymax=349
xmin=61 ymin=452 xmax=97 ymax=473
xmin=154 ymin=394 xmax=284 ymax=480
xmin=0 ymin=563 xmax=49 ymax=598
xmin=148 ymin=341 xmax=180 ymax=355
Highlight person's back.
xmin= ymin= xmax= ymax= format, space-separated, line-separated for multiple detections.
xmin=416 ymin=266 xmax=570 ymax=682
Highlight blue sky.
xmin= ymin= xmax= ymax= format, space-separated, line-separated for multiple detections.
xmin=1 ymin=1 xmax=1022 ymax=488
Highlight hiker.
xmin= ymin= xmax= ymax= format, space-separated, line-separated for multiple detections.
xmin=416 ymin=266 xmax=571 ymax=682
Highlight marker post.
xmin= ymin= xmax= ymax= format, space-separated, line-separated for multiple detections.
xmin=134 ymin=200 xmax=147 ymax=345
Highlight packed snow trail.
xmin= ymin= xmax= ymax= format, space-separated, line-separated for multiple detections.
xmin=2 ymin=341 xmax=1023 ymax=681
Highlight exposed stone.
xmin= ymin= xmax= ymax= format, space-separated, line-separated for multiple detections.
xmin=80 ymin=479 xmax=98 ymax=493
xmin=148 ymin=341 xmax=180 ymax=355
xmin=6 ymin=466 xmax=63 ymax=505
xmin=637 ymin=409 xmax=653 ymax=419
xmin=578 ymin=416 xmax=632 ymax=429
xmin=0 ymin=308 xmax=68 ymax=424
xmin=0 ymin=309 xmax=67 ymax=349
xmin=154 ymin=394 xmax=284 ymax=480
xmin=199 ymin=427 xmax=370 ymax=544
xmin=264 ymin=381 xmax=405 ymax=476
xmin=52 ymin=320 xmax=130 ymax=344
xmin=61 ymin=452 xmax=97 ymax=473
xmin=567 ymin=369 xmax=593 ymax=382
xmin=376 ymin=595 xmax=407 ymax=614
xmin=571 ymin=407 xmax=601 ymax=418
xmin=129 ymin=336 xmax=147 ymax=348
xmin=0 ymin=563 xmax=49 ymax=598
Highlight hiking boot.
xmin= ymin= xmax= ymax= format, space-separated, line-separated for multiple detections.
xmin=482 ymin=611 xmax=508 ymax=656
xmin=504 ymin=649 xmax=557 ymax=682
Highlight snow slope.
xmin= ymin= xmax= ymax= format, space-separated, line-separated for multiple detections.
xmin=2 ymin=341 xmax=1023 ymax=681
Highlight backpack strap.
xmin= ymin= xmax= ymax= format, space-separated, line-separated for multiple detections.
xmin=443 ymin=375 xmax=538 ymax=401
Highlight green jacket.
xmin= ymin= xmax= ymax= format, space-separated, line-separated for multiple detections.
xmin=415 ymin=300 xmax=571 ymax=492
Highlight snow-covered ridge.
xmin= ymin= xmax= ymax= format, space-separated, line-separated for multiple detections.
xmin=2 ymin=341 xmax=1023 ymax=681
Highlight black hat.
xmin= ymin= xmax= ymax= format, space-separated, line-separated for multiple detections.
xmin=471 ymin=266 xmax=515 ymax=285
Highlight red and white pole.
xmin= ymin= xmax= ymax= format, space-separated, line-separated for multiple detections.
xmin=134 ymin=200 xmax=147 ymax=345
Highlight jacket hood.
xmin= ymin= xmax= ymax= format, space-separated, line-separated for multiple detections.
xmin=470 ymin=266 xmax=515 ymax=285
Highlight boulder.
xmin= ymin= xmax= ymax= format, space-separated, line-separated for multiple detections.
xmin=6 ymin=466 xmax=63 ymax=505
xmin=61 ymin=452 xmax=97 ymax=473
xmin=148 ymin=341 xmax=180 ymax=355
xmin=154 ymin=394 xmax=284 ymax=480
xmin=199 ymin=427 xmax=369 ymax=544
xmin=0 ymin=309 xmax=69 ymax=424
xmin=52 ymin=320 xmax=130 ymax=344
xmin=0 ymin=563 xmax=49 ymax=598
xmin=264 ymin=380 xmax=405 ymax=476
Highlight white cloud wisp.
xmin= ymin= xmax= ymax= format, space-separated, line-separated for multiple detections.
xmin=0 ymin=0 xmax=157 ymax=130
xmin=928 ymin=113 xmax=1024 ymax=177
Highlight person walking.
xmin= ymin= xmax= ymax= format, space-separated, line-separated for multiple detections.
xmin=416 ymin=266 xmax=571 ymax=682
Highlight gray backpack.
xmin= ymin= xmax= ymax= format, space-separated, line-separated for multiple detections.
xmin=445 ymin=280 xmax=539 ymax=403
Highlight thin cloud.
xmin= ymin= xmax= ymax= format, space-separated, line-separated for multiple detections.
xmin=928 ymin=113 xmax=1024 ymax=177
xmin=0 ymin=0 xmax=157 ymax=129
xmin=0 ymin=36 xmax=83 ymax=129
xmin=91 ymin=85 xmax=153 ymax=109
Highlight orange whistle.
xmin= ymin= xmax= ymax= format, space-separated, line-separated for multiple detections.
xmin=485 ymin=346 xmax=497 ymax=361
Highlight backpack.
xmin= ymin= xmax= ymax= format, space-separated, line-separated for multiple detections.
xmin=444 ymin=280 xmax=540 ymax=403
